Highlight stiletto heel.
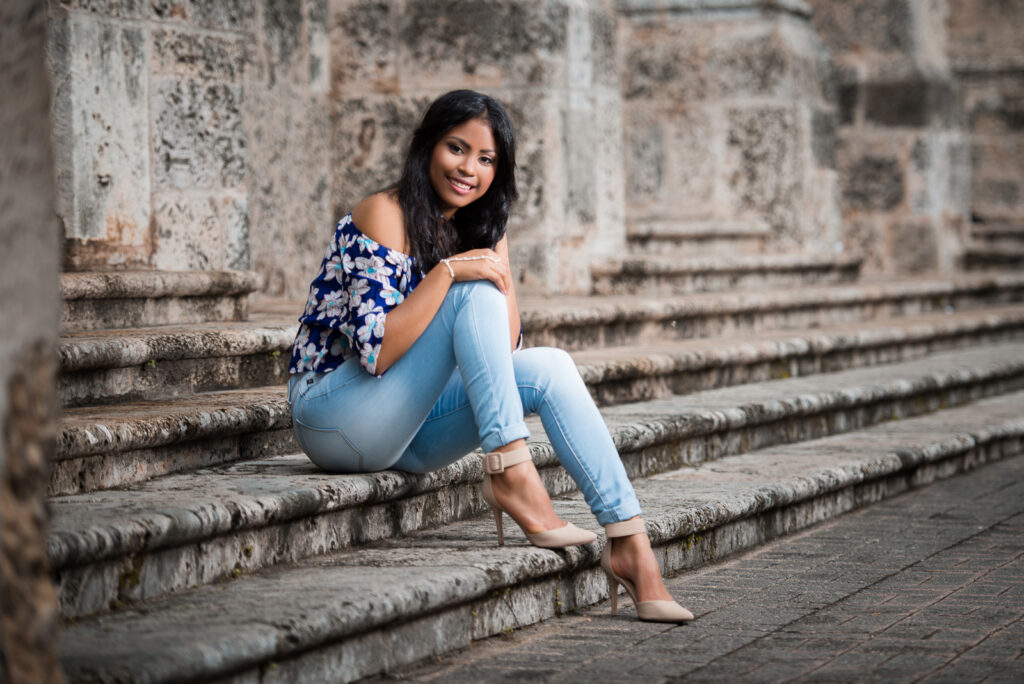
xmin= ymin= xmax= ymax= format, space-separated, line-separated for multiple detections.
xmin=601 ymin=517 xmax=694 ymax=623
xmin=480 ymin=447 xmax=597 ymax=549
xmin=608 ymin=576 xmax=619 ymax=616
xmin=492 ymin=508 xmax=504 ymax=546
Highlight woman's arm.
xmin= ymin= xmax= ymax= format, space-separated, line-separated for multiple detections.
xmin=494 ymin=235 xmax=522 ymax=352
xmin=374 ymin=262 xmax=454 ymax=374
xmin=354 ymin=193 xmax=513 ymax=375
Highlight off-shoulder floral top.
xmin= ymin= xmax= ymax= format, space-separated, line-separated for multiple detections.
xmin=289 ymin=214 xmax=423 ymax=377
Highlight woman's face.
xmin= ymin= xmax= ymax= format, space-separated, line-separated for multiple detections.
xmin=429 ymin=117 xmax=498 ymax=218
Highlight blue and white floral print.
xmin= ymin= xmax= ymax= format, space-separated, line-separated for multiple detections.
xmin=289 ymin=214 xmax=423 ymax=376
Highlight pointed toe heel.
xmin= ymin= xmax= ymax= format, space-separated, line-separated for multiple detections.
xmin=524 ymin=522 xmax=597 ymax=549
xmin=601 ymin=517 xmax=694 ymax=624
xmin=480 ymin=447 xmax=597 ymax=550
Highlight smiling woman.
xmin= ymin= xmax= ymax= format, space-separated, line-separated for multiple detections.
xmin=429 ymin=120 xmax=498 ymax=217
xmin=286 ymin=90 xmax=693 ymax=624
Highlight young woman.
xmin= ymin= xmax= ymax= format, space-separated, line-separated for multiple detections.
xmin=287 ymin=90 xmax=692 ymax=623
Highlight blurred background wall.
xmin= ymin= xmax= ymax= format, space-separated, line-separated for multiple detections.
xmin=47 ymin=0 xmax=332 ymax=298
xmin=37 ymin=0 xmax=1024 ymax=297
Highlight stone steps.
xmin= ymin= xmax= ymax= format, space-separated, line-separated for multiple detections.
xmin=522 ymin=273 xmax=1024 ymax=350
xmin=58 ymin=320 xmax=296 ymax=407
xmin=969 ymin=222 xmax=1024 ymax=249
xmin=57 ymin=391 xmax=1024 ymax=683
xmin=574 ymin=304 xmax=1024 ymax=406
xmin=49 ymin=342 xmax=1024 ymax=619
xmin=625 ymin=221 xmax=769 ymax=256
xmin=54 ymin=387 xmax=293 ymax=496
xmin=61 ymin=270 xmax=262 ymax=332
xmin=57 ymin=298 xmax=1024 ymax=408
xmin=61 ymin=276 xmax=1024 ymax=407
xmin=589 ymin=253 xmax=862 ymax=296
xmin=54 ymin=304 xmax=1024 ymax=494
xmin=963 ymin=245 xmax=1024 ymax=271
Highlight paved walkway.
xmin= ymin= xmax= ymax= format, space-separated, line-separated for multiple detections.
xmin=376 ymin=454 xmax=1024 ymax=683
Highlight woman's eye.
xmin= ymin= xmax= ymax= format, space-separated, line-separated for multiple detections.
xmin=447 ymin=143 xmax=462 ymax=153
xmin=480 ymin=156 xmax=493 ymax=166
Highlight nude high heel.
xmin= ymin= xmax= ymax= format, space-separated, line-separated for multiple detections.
xmin=480 ymin=446 xmax=597 ymax=549
xmin=601 ymin=517 xmax=694 ymax=623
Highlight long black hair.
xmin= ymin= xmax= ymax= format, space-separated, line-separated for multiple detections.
xmin=395 ymin=90 xmax=518 ymax=272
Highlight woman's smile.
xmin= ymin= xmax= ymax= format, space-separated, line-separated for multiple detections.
xmin=446 ymin=176 xmax=475 ymax=193
xmin=429 ymin=117 xmax=497 ymax=218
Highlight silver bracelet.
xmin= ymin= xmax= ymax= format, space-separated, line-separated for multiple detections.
xmin=439 ymin=255 xmax=499 ymax=280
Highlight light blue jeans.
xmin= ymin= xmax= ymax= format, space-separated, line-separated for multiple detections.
xmin=288 ymin=280 xmax=641 ymax=525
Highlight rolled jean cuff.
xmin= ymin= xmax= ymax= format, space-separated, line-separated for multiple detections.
xmin=479 ymin=422 xmax=531 ymax=453
xmin=595 ymin=500 xmax=643 ymax=527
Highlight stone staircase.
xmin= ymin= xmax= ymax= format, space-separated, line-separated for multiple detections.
xmin=624 ymin=221 xmax=770 ymax=256
xmin=53 ymin=250 xmax=1024 ymax=681
xmin=963 ymin=222 xmax=1024 ymax=271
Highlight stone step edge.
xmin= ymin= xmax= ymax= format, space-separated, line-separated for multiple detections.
xmin=58 ymin=394 xmax=1024 ymax=684
xmin=57 ymin=304 xmax=1024 ymax=375
xmin=590 ymin=253 xmax=863 ymax=276
xmin=574 ymin=306 xmax=1024 ymax=383
xmin=60 ymin=269 xmax=262 ymax=301
xmin=970 ymin=222 xmax=1024 ymax=236
xmin=56 ymin=336 xmax=1024 ymax=462
xmin=52 ymin=313 xmax=1024 ymax=494
xmin=57 ymin=391 xmax=292 ymax=460
xmin=47 ymin=344 xmax=1024 ymax=570
xmin=626 ymin=220 xmax=770 ymax=239
xmin=59 ymin=276 xmax=976 ymax=372
xmin=52 ymin=350 xmax=1024 ymax=618
xmin=56 ymin=307 xmax=1024 ymax=413
xmin=519 ymin=273 xmax=1024 ymax=330
xmin=59 ymin=323 xmax=298 ymax=372
xmin=965 ymin=246 xmax=1024 ymax=258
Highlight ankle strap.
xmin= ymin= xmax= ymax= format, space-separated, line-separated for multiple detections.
xmin=482 ymin=446 xmax=532 ymax=474
xmin=605 ymin=517 xmax=646 ymax=538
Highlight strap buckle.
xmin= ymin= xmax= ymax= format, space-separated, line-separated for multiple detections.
xmin=483 ymin=452 xmax=505 ymax=474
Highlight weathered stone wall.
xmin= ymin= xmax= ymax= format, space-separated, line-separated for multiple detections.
xmin=0 ymin=2 xmax=65 ymax=682
xmin=808 ymin=0 xmax=971 ymax=274
xmin=47 ymin=0 xmax=332 ymax=298
xmin=330 ymin=0 xmax=625 ymax=295
xmin=946 ymin=0 xmax=1024 ymax=231
xmin=41 ymin=0 xmax=1024 ymax=300
xmin=618 ymin=0 xmax=842 ymax=254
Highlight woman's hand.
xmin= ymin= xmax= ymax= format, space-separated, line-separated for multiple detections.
xmin=443 ymin=248 xmax=512 ymax=295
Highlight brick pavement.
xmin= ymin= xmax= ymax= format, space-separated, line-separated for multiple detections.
xmin=376 ymin=454 xmax=1024 ymax=683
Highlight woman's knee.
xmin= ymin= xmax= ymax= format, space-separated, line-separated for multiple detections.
xmin=515 ymin=347 xmax=581 ymax=390
xmin=443 ymin=280 xmax=511 ymax=341
xmin=449 ymin=279 xmax=506 ymax=307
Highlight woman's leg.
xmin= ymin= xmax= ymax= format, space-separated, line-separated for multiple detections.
xmin=290 ymin=280 xmax=529 ymax=472
xmin=514 ymin=349 xmax=674 ymax=601
xmin=609 ymin=530 xmax=675 ymax=602
xmin=398 ymin=347 xmax=641 ymax=524
xmin=397 ymin=346 xmax=673 ymax=601
xmin=514 ymin=347 xmax=642 ymax=525
xmin=391 ymin=356 xmax=567 ymax=535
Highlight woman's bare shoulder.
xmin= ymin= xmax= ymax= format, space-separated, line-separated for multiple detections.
xmin=352 ymin=192 xmax=407 ymax=253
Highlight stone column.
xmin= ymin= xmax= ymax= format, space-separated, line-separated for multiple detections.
xmin=329 ymin=0 xmax=626 ymax=295
xmin=0 ymin=2 xmax=64 ymax=682
xmin=808 ymin=0 xmax=970 ymax=274
xmin=946 ymin=0 xmax=1024 ymax=231
xmin=618 ymin=0 xmax=842 ymax=254
xmin=46 ymin=1 xmax=333 ymax=298
xmin=244 ymin=0 xmax=333 ymax=298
